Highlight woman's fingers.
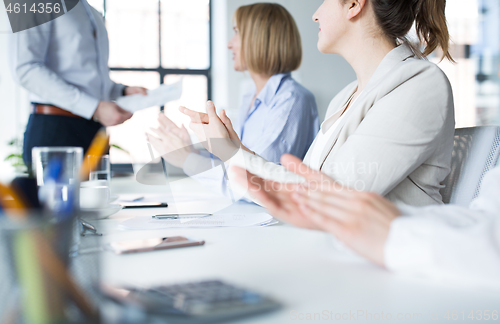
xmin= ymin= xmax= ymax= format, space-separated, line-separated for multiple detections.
xmin=296 ymin=182 xmax=352 ymax=201
xmin=150 ymin=126 xmax=185 ymax=150
xmin=148 ymin=127 xmax=166 ymax=140
xmin=298 ymin=203 xmax=342 ymax=235
xmin=189 ymin=122 xmax=208 ymax=145
xmin=157 ymin=115 xmax=187 ymax=142
xmin=220 ymin=109 xmax=234 ymax=130
xmin=179 ymin=106 xmax=209 ymax=124
xmin=293 ymin=189 xmax=350 ymax=220
xmin=206 ymin=101 xmax=219 ymax=119
xmin=205 ymin=101 xmax=227 ymax=129
xmin=158 ymin=113 xmax=177 ymax=130
xmin=180 ymin=124 xmax=191 ymax=142
xmin=149 ymin=126 xmax=172 ymax=141
xmin=146 ymin=133 xmax=165 ymax=152
xmin=157 ymin=114 xmax=192 ymax=145
xmin=232 ymin=167 xmax=280 ymax=208
xmin=220 ymin=109 xmax=241 ymax=141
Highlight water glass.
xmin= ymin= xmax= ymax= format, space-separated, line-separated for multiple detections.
xmin=32 ymin=147 xmax=83 ymax=217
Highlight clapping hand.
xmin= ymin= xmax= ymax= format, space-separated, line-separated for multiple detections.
xmin=146 ymin=113 xmax=193 ymax=168
xmin=180 ymin=101 xmax=254 ymax=161
xmin=232 ymin=154 xmax=402 ymax=266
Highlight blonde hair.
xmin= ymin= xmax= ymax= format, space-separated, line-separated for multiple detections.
xmin=234 ymin=3 xmax=302 ymax=75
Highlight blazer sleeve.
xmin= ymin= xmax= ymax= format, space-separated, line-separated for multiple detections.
xmin=227 ymin=149 xmax=305 ymax=206
xmin=321 ymin=63 xmax=454 ymax=196
xmin=384 ymin=167 xmax=500 ymax=288
xmin=385 ymin=205 xmax=500 ymax=289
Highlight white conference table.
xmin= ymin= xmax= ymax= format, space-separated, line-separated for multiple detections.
xmin=95 ymin=176 xmax=500 ymax=323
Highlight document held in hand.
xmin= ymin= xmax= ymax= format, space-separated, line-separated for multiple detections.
xmin=117 ymin=79 xmax=183 ymax=113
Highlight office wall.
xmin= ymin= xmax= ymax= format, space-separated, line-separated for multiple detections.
xmin=216 ymin=0 xmax=356 ymax=122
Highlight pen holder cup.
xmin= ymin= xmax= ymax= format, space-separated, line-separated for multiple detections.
xmin=0 ymin=214 xmax=101 ymax=324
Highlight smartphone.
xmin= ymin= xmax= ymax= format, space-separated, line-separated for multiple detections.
xmin=108 ymin=236 xmax=205 ymax=254
xmin=121 ymin=202 xmax=168 ymax=209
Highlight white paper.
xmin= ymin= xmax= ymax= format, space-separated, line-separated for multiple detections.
xmin=119 ymin=213 xmax=275 ymax=230
xmin=116 ymin=79 xmax=183 ymax=113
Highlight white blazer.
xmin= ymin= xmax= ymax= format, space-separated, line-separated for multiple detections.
xmin=230 ymin=44 xmax=455 ymax=207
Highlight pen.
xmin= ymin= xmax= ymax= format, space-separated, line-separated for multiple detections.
xmin=152 ymin=213 xmax=212 ymax=220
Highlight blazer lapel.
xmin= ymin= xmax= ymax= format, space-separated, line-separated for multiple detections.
xmin=317 ymin=90 xmax=363 ymax=169
xmin=313 ymin=45 xmax=416 ymax=170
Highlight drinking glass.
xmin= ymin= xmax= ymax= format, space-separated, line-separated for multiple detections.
xmin=32 ymin=147 xmax=83 ymax=217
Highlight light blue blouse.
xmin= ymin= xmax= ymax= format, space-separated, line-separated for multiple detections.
xmin=237 ymin=73 xmax=319 ymax=163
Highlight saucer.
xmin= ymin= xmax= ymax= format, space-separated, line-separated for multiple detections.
xmin=81 ymin=204 xmax=123 ymax=220
xmin=109 ymin=194 xmax=119 ymax=203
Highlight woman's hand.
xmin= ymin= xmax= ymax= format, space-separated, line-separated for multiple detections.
xmin=233 ymin=154 xmax=401 ymax=266
xmin=230 ymin=154 xmax=338 ymax=229
xmin=231 ymin=167 xmax=320 ymax=230
xmin=284 ymin=155 xmax=400 ymax=266
xmin=180 ymin=101 xmax=254 ymax=160
xmin=146 ymin=113 xmax=193 ymax=168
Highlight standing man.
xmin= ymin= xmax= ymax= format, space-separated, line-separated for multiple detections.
xmin=8 ymin=0 xmax=146 ymax=167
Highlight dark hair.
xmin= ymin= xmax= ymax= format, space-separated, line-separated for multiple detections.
xmin=370 ymin=0 xmax=453 ymax=61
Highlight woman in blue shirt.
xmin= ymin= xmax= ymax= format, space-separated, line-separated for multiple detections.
xmin=148 ymin=3 xmax=319 ymax=197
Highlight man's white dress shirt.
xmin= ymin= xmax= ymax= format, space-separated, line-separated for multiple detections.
xmin=8 ymin=0 xmax=125 ymax=119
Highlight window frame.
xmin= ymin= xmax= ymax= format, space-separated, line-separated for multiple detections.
xmin=97 ymin=0 xmax=213 ymax=173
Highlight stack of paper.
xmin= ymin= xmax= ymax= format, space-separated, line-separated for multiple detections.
xmin=119 ymin=213 xmax=278 ymax=230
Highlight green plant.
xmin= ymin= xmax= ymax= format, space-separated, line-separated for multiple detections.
xmin=3 ymin=141 xmax=128 ymax=172
xmin=5 ymin=137 xmax=27 ymax=173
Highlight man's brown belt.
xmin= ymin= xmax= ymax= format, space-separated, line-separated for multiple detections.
xmin=33 ymin=104 xmax=84 ymax=119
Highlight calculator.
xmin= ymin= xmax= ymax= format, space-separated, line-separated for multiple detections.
xmin=103 ymin=280 xmax=281 ymax=323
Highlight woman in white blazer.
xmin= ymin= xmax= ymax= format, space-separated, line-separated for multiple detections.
xmin=180 ymin=0 xmax=456 ymax=207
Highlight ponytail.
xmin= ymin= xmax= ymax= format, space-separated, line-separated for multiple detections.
xmin=371 ymin=0 xmax=454 ymax=62
xmin=414 ymin=0 xmax=453 ymax=62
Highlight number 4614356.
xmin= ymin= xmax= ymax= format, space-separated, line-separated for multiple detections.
xmin=6 ymin=2 xmax=61 ymax=14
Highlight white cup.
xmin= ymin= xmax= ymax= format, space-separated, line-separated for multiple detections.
xmin=80 ymin=182 xmax=110 ymax=209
